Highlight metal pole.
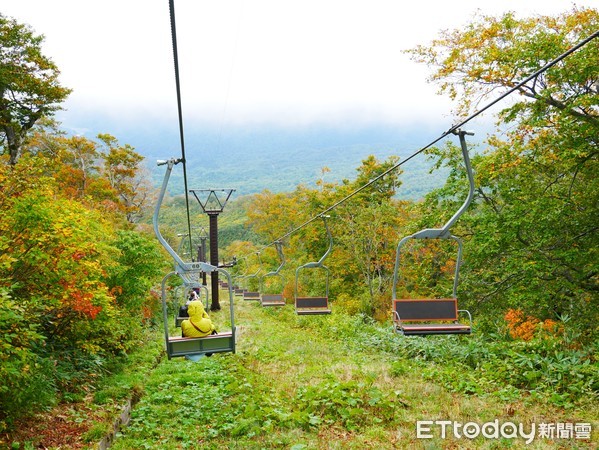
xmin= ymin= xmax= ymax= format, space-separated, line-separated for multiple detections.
xmin=209 ymin=213 xmax=221 ymax=310
xmin=198 ymin=238 xmax=207 ymax=285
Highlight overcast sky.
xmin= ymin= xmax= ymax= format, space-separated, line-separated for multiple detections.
xmin=2 ymin=0 xmax=595 ymax=130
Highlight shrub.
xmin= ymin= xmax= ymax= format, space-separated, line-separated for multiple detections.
xmin=0 ymin=291 xmax=56 ymax=430
xmin=0 ymin=158 xmax=168 ymax=427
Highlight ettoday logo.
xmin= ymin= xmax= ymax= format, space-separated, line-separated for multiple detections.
xmin=416 ymin=420 xmax=592 ymax=444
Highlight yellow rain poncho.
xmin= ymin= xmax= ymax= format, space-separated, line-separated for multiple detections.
xmin=181 ymin=301 xmax=217 ymax=338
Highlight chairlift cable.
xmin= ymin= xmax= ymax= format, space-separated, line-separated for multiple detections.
xmin=445 ymin=29 xmax=599 ymax=135
xmin=245 ymin=29 xmax=599 ymax=257
xmin=168 ymin=0 xmax=194 ymax=258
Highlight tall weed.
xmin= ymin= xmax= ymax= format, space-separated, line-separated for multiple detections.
xmin=297 ymin=311 xmax=597 ymax=406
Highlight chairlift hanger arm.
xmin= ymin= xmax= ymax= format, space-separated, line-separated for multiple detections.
xmin=410 ymin=130 xmax=475 ymax=240
xmin=311 ymin=215 xmax=334 ymax=268
xmin=294 ymin=216 xmax=333 ymax=300
xmin=443 ymin=129 xmax=475 ymax=231
xmin=391 ymin=131 xmax=473 ymax=300
xmin=153 ymin=158 xmax=218 ymax=275
xmin=264 ymin=240 xmax=286 ymax=277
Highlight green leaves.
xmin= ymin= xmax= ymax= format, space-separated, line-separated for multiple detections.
xmin=405 ymin=6 xmax=599 ymax=341
xmin=0 ymin=14 xmax=71 ymax=165
xmin=0 ymin=290 xmax=53 ymax=431
xmin=294 ymin=378 xmax=402 ymax=431
xmin=0 ymin=138 xmax=167 ymax=426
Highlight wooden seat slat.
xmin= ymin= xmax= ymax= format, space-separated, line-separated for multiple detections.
xmin=168 ymin=331 xmax=233 ymax=341
xmin=243 ymin=291 xmax=260 ymax=301
xmin=402 ymin=324 xmax=470 ymax=330
xmin=297 ymin=309 xmax=332 ymax=315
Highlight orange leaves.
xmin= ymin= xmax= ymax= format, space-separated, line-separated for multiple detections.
xmin=109 ymin=285 xmax=123 ymax=297
xmin=71 ymin=251 xmax=85 ymax=261
xmin=504 ymin=308 xmax=563 ymax=341
xmin=69 ymin=290 xmax=102 ymax=320
xmin=59 ymin=279 xmax=106 ymax=320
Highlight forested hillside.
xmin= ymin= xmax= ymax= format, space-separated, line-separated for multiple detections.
xmin=130 ymin=122 xmax=453 ymax=199
xmin=1 ymin=5 xmax=597 ymax=449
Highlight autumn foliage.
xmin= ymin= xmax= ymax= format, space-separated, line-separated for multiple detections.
xmin=0 ymin=142 xmax=166 ymax=429
xmin=504 ymin=308 xmax=564 ymax=341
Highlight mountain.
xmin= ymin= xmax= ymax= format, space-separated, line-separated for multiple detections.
xmin=63 ymin=115 xmax=459 ymax=199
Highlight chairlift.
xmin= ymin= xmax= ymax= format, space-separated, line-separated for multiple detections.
xmin=260 ymin=240 xmax=286 ymax=307
xmin=232 ymin=258 xmax=249 ymax=296
xmin=242 ymin=252 xmax=262 ymax=301
xmin=154 ymin=158 xmax=236 ymax=359
xmin=392 ymin=130 xmax=474 ymax=336
xmin=295 ymin=215 xmax=333 ymax=315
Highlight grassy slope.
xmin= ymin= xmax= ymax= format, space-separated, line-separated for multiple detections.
xmin=109 ymin=293 xmax=596 ymax=450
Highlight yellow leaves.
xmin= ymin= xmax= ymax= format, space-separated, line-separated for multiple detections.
xmin=0 ymin=254 xmax=17 ymax=272
xmin=405 ymin=6 xmax=599 ymax=123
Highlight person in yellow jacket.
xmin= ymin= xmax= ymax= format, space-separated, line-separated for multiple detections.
xmin=181 ymin=301 xmax=217 ymax=337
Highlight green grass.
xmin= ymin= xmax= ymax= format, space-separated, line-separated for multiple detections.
xmin=107 ymin=293 xmax=597 ymax=449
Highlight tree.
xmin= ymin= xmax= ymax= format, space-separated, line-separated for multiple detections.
xmin=57 ymin=135 xmax=101 ymax=199
xmin=407 ymin=7 xmax=598 ymax=335
xmin=22 ymin=127 xmax=155 ymax=223
xmin=98 ymin=133 xmax=154 ymax=223
xmin=0 ymin=151 xmax=169 ymax=425
xmin=333 ymin=155 xmax=407 ymax=317
xmin=406 ymin=7 xmax=598 ymax=124
xmin=245 ymin=155 xmax=411 ymax=319
xmin=0 ymin=14 xmax=71 ymax=165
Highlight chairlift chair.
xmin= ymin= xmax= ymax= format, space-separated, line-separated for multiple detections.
xmin=295 ymin=215 xmax=333 ymax=315
xmin=392 ymin=130 xmax=474 ymax=336
xmin=261 ymin=240 xmax=287 ymax=307
xmin=154 ymin=158 xmax=236 ymax=359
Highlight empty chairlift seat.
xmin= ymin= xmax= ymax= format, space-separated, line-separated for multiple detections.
xmin=393 ymin=298 xmax=471 ymax=336
xmin=243 ymin=291 xmax=260 ymax=301
xmin=261 ymin=293 xmax=286 ymax=307
xmin=391 ymin=130 xmax=476 ymax=337
xmin=295 ymin=296 xmax=331 ymax=315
